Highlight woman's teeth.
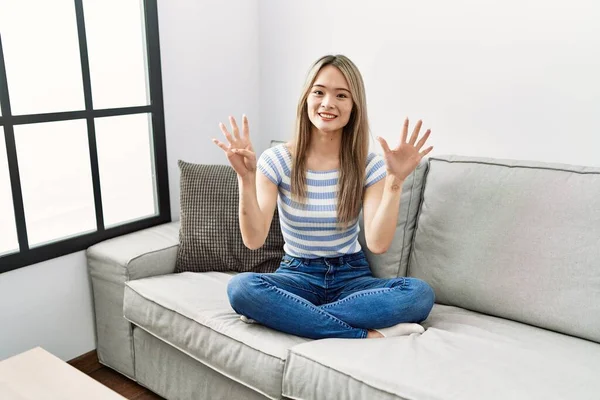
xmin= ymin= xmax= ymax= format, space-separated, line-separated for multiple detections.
xmin=319 ymin=113 xmax=336 ymax=119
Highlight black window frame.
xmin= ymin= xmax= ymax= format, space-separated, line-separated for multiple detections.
xmin=0 ymin=0 xmax=170 ymax=274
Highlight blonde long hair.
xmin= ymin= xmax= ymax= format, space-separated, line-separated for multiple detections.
xmin=291 ymin=55 xmax=369 ymax=229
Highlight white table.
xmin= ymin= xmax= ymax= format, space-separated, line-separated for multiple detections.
xmin=0 ymin=347 xmax=127 ymax=400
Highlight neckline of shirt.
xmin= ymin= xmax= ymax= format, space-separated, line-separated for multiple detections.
xmin=279 ymin=144 xmax=340 ymax=174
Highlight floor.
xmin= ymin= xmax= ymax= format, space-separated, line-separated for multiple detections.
xmin=69 ymin=350 xmax=164 ymax=400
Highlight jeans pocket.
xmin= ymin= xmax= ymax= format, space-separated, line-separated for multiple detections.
xmin=280 ymin=257 xmax=302 ymax=269
xmin=346 ymin=257 xmax=370 ymax=269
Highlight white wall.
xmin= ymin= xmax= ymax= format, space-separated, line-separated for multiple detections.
xmin=0 ymin=0 xmax=260 ymax=361
xmin=258 ymin=0 xmax=600 ymax=167
xmin=160 ymin=0 xmax=261 ymax=221
xmin=0 ymin=252 xmax=96 ymax=361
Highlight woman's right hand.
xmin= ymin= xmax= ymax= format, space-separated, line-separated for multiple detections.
xmin=212 ymin=115 xmax=257 ymax=178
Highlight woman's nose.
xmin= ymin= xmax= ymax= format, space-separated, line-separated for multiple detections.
xmin=321 ymin=96 xmax=334 ymax=109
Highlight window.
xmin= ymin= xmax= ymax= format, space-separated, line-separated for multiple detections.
xmin=0 ymin=0 xmax=170 ymax=273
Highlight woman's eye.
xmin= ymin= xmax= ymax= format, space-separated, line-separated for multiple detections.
xmin=313 ymin=90 xmax=323 ymax=95
xmin=337 ymin=94 xmax=348 ymax=98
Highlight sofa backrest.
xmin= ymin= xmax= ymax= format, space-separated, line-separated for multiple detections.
xmin=408 ymin=155 xmax=600 ymax=343
xmin=358 ymin=159 xmax=428 ymax=278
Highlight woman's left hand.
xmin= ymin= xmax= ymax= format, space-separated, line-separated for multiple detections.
xmin=377 ymin=118 xmax=433 ymax=181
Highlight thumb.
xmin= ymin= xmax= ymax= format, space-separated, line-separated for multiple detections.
xmin=232 ymin=148 xmax=255 ymax=159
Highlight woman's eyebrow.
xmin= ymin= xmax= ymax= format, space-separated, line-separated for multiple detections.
xmin=312 ymin=84 xmax=351 ymax=93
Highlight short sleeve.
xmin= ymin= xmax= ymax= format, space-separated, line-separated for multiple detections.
xmin=365 ymin=152 xmax=386 ymax=188
xmin=257 ymin=147 xmax=283 ymax=185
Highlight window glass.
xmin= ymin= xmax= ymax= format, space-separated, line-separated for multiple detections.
xmin=14 ymin=120 xmax=97 ymax=247
xmin=95 ymin=113 xmax=158 ymax=227
xmin=83 ymin=0 xmax=150 ymax=109
xmin=0 ymin=0 xmax=85 ymax=115
xmin=0 ymin=127 xmax=19 ymax=255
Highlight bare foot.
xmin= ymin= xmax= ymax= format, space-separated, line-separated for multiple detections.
xmin=366 ymin=329 xmax=384 ymax=339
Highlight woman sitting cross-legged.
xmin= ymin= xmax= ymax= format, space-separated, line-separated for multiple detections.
xmin=212 ymin=54 xmax=435 ymax=339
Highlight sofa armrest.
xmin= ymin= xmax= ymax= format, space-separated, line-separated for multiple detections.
xmin=87 ymin=221 xmax=180 ymax=281
xmin=86 ymin=221 xmax=180 ymax=379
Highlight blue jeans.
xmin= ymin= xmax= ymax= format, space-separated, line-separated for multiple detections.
xmin=227 ymin=251 xmax=435 ymax=339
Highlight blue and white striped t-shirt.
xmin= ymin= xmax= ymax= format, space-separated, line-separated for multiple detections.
xmin=257 ymin=144 xmax=387 ymax=258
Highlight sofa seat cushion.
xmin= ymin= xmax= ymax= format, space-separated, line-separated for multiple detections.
xmin=123 ymin=272 xmax=310 ymax=400
xmin=283 ymin=304 xmax=600 ymax=400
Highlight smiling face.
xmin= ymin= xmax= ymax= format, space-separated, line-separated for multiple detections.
xmin=306 ymin=65 xmax=354 ymax=135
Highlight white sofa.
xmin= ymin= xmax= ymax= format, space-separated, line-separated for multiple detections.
xmin=87 ymin=155 xmax=600 ymax=400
